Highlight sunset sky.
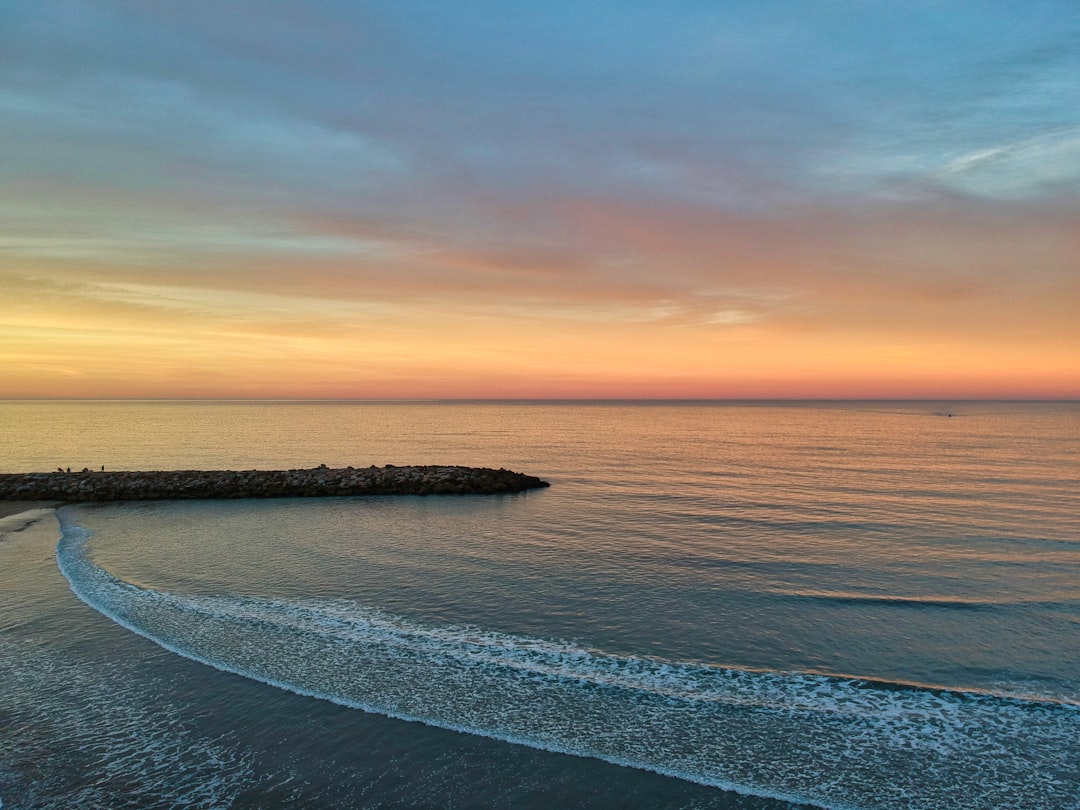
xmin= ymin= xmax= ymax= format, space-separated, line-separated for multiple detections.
xmin=2 ymin=1 xmax=1078 ymax=399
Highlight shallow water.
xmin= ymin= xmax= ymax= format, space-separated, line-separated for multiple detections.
xmin=1 ymin=401 xmax=1078 ymax=808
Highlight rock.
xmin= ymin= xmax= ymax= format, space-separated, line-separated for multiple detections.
xmin=0 ymin=465 xmax=550 ymax=502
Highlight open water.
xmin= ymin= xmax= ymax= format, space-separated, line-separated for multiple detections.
xmin=0 ymin=400 xmax=1077 ymax=809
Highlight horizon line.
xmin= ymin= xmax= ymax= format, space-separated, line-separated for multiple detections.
xmin=3 ymin=397 xmax=1078 ymax=404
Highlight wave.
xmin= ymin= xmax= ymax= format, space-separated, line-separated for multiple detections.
xmin=0 ymin=635 xmax=260 ymax=809
xmin=55 ymin=511 xmax=1080 ymax=810
xmin=772 ymin=589 xmax=1079 ymax=611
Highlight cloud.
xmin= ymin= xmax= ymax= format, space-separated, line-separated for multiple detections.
xmin=2 ymin=0 xmax=1078 ymax=397
xmin=939 ymin=129 xmax=1080 ymax=196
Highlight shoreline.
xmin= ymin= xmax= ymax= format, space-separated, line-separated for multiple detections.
xmin=0 ymin=500 xmax=60 ymax=519
xmin=0 ymin=465 xmax=550 ymax=503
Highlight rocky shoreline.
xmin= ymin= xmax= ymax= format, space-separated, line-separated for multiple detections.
xmin=0 ymin=465 xmax=550 ymax=502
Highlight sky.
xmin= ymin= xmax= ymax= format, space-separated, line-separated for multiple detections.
xmin=2 ymin=1 xmax=1078 ymax=399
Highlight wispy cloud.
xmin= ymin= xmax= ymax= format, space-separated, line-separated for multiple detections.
xmin=1 ymin=0 xmax=1078 ymax=397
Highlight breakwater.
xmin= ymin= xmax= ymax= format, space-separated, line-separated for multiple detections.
xmin=0 ymin=465 xmax=550 ymax=502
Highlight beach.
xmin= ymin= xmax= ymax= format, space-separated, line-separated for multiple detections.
xmin=0 ymin=501 xmax=56 ymax=519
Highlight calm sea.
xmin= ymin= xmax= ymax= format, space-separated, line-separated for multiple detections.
xmin=1 ymin=401 xmax=1077 ymax=809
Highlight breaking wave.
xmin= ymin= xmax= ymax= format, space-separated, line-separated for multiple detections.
xmin=56 ymin=511 xmax=1080 ymax=810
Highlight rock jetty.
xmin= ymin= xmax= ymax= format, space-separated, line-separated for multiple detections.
xmin=0 ymin=465 xmax=550 ymax=502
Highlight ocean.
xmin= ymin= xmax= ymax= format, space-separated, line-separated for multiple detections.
xmin=0 ymin=400 xmax=1077 ymax=809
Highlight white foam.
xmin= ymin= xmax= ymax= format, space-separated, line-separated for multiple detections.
xmin=0 ymin=634 xmax=259 ymax=809
xmin=55 ymin=510 xmax=1080 ymax=810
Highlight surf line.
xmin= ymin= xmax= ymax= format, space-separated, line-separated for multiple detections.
xmin=50 ymin=509 xmax=856 ymax=809
xmin=52 ymin=508 xmax=1079 ymax=810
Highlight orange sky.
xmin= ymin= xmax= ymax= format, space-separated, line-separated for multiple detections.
xmin=2 ymin=3 xmax=1078 ymax=399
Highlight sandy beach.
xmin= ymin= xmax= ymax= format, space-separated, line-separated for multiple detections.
xmin=0 ymin=501 xmax=58 ymax=519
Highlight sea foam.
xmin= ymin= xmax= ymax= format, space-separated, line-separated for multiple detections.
xmin=56 ymin=510 xmax=1080 ymax=810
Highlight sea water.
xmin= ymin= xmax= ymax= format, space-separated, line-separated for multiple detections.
xmin=1 ymin=401 xmax=1077 ymax=808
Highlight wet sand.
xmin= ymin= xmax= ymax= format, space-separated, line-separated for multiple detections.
xmin=0 ymin=501 xmax=59 ymax=519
